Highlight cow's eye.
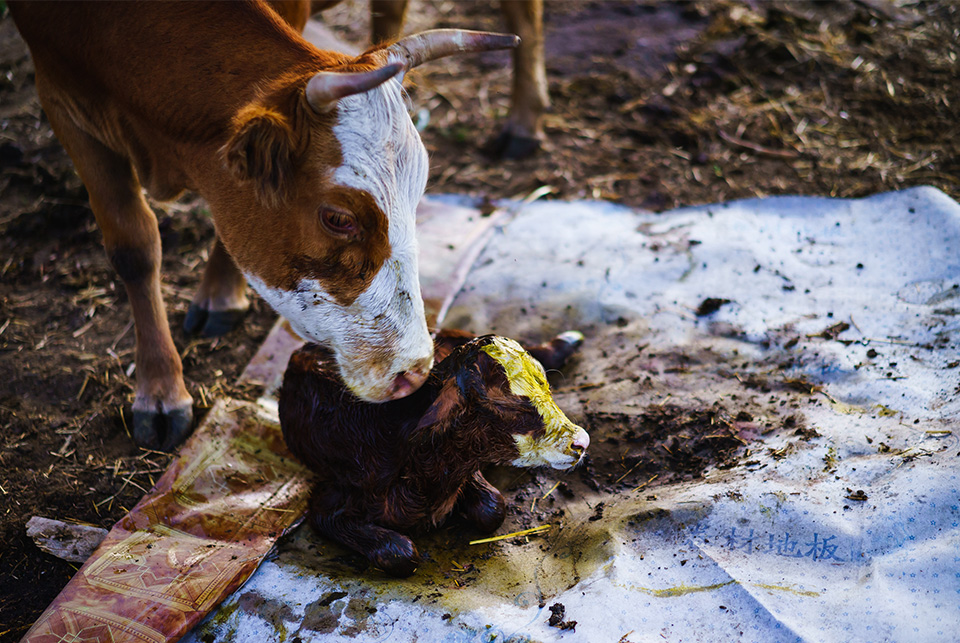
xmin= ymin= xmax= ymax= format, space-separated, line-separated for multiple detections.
xmin=319 ymin=208 xmax=360 ymax=239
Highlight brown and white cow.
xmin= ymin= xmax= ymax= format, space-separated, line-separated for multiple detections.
xmin=8 ymin=1 xmax=517 ymax=450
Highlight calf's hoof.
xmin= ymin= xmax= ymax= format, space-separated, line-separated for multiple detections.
xmin=183 ymin=304 xmax=247 ymax=338
xmin=463 ymin=490 xmax=506 ymax=534
xmin=551 ymin=330 xmax=584 ymax=361
xmin=133 ymin=405 xmax=194 ymax=452
xmin=530 ymin=330 xmax=584 ymax=371
xmin=370 ymin=534 xmax=421 ymax=578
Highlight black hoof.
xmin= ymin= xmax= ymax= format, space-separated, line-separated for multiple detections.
xmin=529 ymin=330 xmax=584 ymax=371
xmin=485 ymin=130 xmax=541 ymax=160
xmin=550 ymin=330 xmax=584 ymax=364
xmin=133 ymin=406 xmax=194 ymax=452
xmin=183 ymin=304 xmax=246 ymax=337
xmin=371 ymin=535 xmax=421 ymax=578
xmin=463 ymin=490 xmax=506 ymax=534
xmin=183 ymin=304 xmax=207 ymax=335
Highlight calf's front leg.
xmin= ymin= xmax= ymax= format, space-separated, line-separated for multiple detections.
xmin=309 ymin=487 xmax=421 ymax=577
xmin=39 ymin=105 xmax=193 ymax=451
xmin=458 ymin=471 xmax=506 ymax=534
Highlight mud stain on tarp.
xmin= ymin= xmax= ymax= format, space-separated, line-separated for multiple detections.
xmin=299 ymin=591 xmax=346 ymax=635
xmin=237 ymin=590 xmax=295 ymax=640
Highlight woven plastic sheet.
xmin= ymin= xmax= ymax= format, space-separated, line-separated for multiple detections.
xmin=20 ymin=399 xmax=312 ymax=643
xmin=182 ymin=187 xmax=959 ymax=643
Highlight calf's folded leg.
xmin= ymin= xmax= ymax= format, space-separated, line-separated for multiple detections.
xmin=309 ymin=488 xmax=421 ymax=577
xmin=525 ymin=330 xmax=584 ymax=371
xmin=458 ymin=471 xmax=506 ymax=534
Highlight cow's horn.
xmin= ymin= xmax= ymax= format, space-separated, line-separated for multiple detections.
xmin=386 ymin=29 xmax=520 ymax=71
xmin=305 ymin=62 xmax=404 ymax=113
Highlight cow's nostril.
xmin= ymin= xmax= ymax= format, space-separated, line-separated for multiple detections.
xmin=386 ymin=370 xmax=428 ymax=400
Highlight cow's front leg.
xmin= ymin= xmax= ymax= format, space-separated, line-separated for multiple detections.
xmin=458 ymin=471 xmax=505 ymax=534
xmin=183 ymin=236 xmax=250 ymax=337
xmin=491 ymin=0 xmax=548 ymax=159
xmin=370 ymin=0 xmax=408 ymax=44
xmin=41 ymin=101 xmax=193 ymax=451
xmin=309 ymin=487 xmax=421 ymax=577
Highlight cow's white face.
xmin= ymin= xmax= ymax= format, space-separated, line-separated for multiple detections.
xmin=237 ymin=75 xmax=434 ymax=402
xmin=223 ymin=31 xmax=521 ymax=403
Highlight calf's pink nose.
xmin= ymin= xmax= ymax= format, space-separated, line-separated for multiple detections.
xmin=386 ymin=370 xmax=429 ymax=400
xmin=572 ymin=430 xmax=590 ymax=455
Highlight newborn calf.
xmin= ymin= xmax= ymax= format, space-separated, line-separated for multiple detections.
xmin=279 ymin=329 xmax=589 ymax=577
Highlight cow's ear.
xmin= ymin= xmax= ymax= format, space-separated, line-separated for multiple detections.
xmin=224 ymin=104 xmax=295 ymax=208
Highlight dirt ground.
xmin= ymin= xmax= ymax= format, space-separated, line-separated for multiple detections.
xmin=1 ymin=1 xmax=957 ymax=639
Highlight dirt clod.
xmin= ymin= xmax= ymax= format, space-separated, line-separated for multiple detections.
xmin=695 ymin=298 xmax=732 ymax=317
xmin=547 ymin=603 xmax=577 ymax=631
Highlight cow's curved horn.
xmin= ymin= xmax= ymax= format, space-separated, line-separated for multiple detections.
xmin=386 ymin=29 xmax=520 ymax=71
xmin=305 ymin=62 xmax=404 ymax=113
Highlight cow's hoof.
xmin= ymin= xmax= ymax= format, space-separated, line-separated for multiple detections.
xmin=133 ymin=405 xmax=194 ymax=452
xmin=485 ymin=129 xmax=541 ymax=160
xmin=371 ymin=534 xmax=421 ymax=578
xmin=183 ymin=304 xmax=246 ymax=338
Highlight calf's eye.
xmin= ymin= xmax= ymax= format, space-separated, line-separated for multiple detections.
xmin=319 ymin=207 xmax=361 ymax=239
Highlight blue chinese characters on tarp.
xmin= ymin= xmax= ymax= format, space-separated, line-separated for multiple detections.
xmin=684 ymin=522 xmax=865 ymax=563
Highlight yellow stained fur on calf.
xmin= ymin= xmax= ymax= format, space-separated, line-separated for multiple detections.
xmin=479 ymin=336 xmax=583 ymax=468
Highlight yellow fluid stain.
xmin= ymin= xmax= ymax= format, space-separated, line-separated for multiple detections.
xmin=193 ymin=598 xmax=241 ymax=642
xmin=750 ymin=582 xmax=820 ymax=597
xmin=637 ymin=580 xmax=735 ymax=597
xmin=633 ymin=579 xmax=819 ymax=599
xmin=873 ymin=404 xmax=899 ymax=417
xmin=826 ymin=398 xmax=868 ymax=415
xmin=275 ymin=508 xmax=618 ymax=623
xmin=212 ymin=600 xmax=240 ymax=626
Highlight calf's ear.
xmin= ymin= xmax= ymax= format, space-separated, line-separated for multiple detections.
xmin=224 ymin=104 xmax=296 ymax=208
xmin=455 ymin=362 xmax=488 ymax=402
xmin=415 ymin=381 xmax=462 ymax=436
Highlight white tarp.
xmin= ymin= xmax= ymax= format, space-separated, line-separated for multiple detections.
xmin=183 ymin=186 xmax=960 ymax=643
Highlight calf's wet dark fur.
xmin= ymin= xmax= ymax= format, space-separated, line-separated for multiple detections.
xmin=279 ymin=329 xmax=589 ymax=577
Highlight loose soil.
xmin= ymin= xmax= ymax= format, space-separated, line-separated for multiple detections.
xmin=1 ymin=1 xmax=957 ymax=639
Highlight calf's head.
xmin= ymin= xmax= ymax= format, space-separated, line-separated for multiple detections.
xmin=219 ymin=31 xmax=518 ymax=402
xmin=423 ymin=336 xmax=590 ymax=469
